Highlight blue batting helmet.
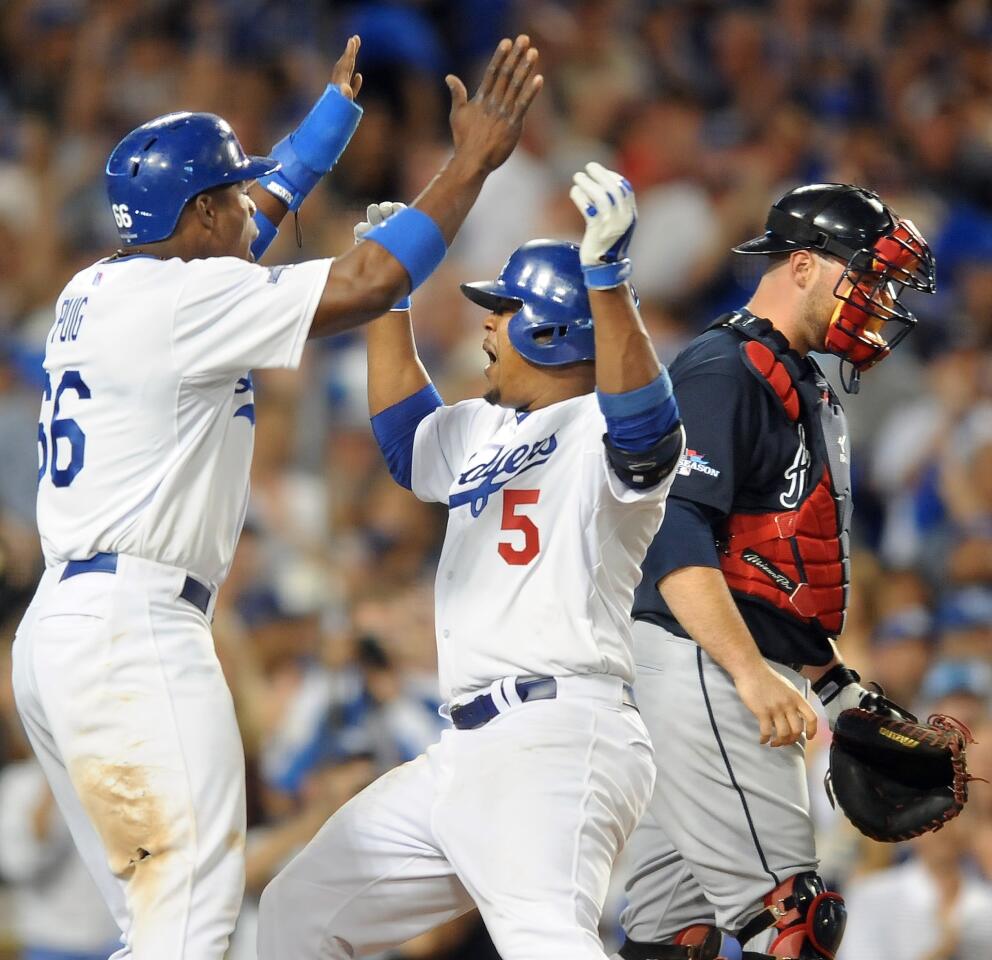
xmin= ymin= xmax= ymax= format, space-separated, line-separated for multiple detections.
xmin=105 ymin=112 xmax=279 ymax=245
xmin=460 ymin=240 xmax=595 ymax=366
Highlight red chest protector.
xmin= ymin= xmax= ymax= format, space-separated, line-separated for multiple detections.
xmin=717 ymin=313 xmax=852 ymax=638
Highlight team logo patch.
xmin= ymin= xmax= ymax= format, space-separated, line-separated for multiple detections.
xmin=677 ymin=448 xmax=720 ymax=478
xmin=780 ymin=424 xmax=810 ymax=508
xmin=449 ymin=433 xmax=558 ymax=516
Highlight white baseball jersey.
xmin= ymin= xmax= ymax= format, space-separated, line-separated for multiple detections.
xmin=35 ymin=253 xmax=331 ymax=586
xmin=411 ymin=392 xmax=681 ymax=700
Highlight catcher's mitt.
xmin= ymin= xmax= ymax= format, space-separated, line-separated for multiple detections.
xmin=826 ymin=708 xmax=975 ymax=842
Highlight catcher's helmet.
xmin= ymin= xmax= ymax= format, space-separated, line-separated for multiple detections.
xmin=460 ymin=240 xmax=595 ymax=366
xmin=105 ymin=112 xmax=279 ymax=245
xmin=735 ymin=183 xmax=936 ymax=388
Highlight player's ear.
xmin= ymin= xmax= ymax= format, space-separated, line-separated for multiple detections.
xmin=192 ymin=192 xmax=218 ymax=232
xmin=790 ymin=249 xmax=814 ymax=290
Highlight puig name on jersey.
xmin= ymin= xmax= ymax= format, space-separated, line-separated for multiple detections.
xmin=449 ymin=433 xmax=558 ymax=516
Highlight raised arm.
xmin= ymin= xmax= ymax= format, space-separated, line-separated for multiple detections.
xmin=354 ymin=202 xmax=441 ymax=492
xmin=308 ymin=35 xmax=543 ymax=339
xmin=570 ymin=163 xmax=660 ymax=394
xmin=569 ymin=162 xmax=683 ymax=490
xmin=250 ymin=35 xmax=365 ymax=256
xmin=354 ymin=203 xmax=432 ymax=416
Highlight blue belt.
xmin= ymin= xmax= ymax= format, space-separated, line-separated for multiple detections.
xmin=60 ymin=552 xmax=213 ymax=616
xmin=448 ymin=677 xmax=637 ymax=731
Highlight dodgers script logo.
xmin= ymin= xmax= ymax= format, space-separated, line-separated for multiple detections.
xmin=449 ymin=434 xmax=558 ymax=516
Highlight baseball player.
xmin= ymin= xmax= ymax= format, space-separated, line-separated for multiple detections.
xmin=616 ymin=184 xmax=937 ymax=960
xmin=10 ymin=35 xmax=542 ymax=959
xmin=255 ymin=163 xmax=686 ymax=959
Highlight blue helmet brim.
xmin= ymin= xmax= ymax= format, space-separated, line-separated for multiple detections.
xmin=241 ymin=154 xmax=280 ymax=182
xmin=460 ymin=281 xmax=522 ymax=313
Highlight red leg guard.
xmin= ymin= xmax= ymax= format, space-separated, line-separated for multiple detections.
xmin=739 ymin=873 xmax=846 ymax=960
xmin=620 ymin=925 xmax=743 ymax=960
xmin=673 ymin=925 xmax=743 ymax=960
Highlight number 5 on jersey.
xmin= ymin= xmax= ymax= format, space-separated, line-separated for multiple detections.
xmin=498 ymin=489 xmax=540 ymax=566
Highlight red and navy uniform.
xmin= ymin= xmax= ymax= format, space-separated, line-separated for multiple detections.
xmin=632 ymin=309 xmax=851 ymax=667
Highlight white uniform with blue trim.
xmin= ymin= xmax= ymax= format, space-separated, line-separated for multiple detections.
xmin=413 ymin=394 xmax=667 ymax=699
xmin=258 ymin=392 xmax=683 ymax=960
xmin=13 ymin=252 xmax=331 ymax=960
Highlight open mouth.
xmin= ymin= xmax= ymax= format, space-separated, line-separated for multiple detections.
xmin=482 ymin=342 xmax=497 ymax=370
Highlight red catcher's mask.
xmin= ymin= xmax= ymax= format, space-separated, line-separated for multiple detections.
xmin=824 ymin=218 xmax=936 ymax=372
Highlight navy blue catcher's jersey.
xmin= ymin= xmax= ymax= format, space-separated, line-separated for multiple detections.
xmin=632 ymin=318 xmax=846 ymax=667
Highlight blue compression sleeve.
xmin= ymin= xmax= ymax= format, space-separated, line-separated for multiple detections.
xmin=597 ymin=370 xmax=680 ymax=451
xmin=258 ymin=85 xmax=363 ymax=212
xmin=363 ymin=207 xmax=447 ymax=291
xmin=250 ymin=209 xmax=279 ymax=261
xmin=370 ymin=384 xmax=443 ymax=489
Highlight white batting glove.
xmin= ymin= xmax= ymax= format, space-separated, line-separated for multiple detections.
xmin=354 ymin=202 xmax=411 ymax=310
xmin=568 ymin=161 xmax=636 ymax=289
xmin=353 ymin=200 xmax=407 ymax=244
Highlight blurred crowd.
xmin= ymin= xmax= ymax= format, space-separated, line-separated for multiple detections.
xmin=0 ymin=0 xmax=990 ymax=958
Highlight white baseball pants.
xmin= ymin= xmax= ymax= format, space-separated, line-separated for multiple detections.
xmin=620 ymin=624 xmax=817 ymax=946
xmin=257 ymin=674 xmax=656 ymax=959
xmin=11 ymin=555 xmax=246 ymax=959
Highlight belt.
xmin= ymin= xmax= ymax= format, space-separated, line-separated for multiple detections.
xmin=60 ymin=552 xmax=213 ymax=616
xmin=448 ymin=676 xmax=637 ymax=731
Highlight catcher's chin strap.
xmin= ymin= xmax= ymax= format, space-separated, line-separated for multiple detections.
xmin=619 ymin=925 xmax=742 ymax=959
xmin=736 ymin=873 xmax=846 ymax=960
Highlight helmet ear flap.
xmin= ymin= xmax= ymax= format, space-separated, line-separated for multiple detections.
xmin=506 ymin=301 xmax=537 ymax=360
xmin=507 ymin=301 xmax=595 ymax=366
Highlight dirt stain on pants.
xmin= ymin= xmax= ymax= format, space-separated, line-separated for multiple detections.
xmin=69 ymin=757 xmax=184 ymax=932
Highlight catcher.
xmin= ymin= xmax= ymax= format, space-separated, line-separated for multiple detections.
xmin=618 ymin=184 xmax=973 ymax=960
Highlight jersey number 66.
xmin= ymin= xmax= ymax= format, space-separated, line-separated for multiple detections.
xmin=38 ymin=370 xmax=90 ymax=487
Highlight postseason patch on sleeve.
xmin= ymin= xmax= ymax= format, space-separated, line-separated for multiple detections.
xmin=676 ymin=448 xmax=721 ymax=479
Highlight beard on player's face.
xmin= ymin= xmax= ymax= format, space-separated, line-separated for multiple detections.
xmin=798 ymin=255 xmax=845 ymax=353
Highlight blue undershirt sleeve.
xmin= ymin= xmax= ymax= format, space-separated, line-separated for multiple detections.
xmin=597 ymin=370 xmax=681 ymax=452
xmin=370 ymin=384 xmax=444 ymax=490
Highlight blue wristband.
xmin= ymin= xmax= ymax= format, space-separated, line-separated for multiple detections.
xmin=292 ymin=84 xmax=362 ymax=173
xmin=258 ymin=85 xmax=363 ymax=211
xmin=583 ymin=258 xmax=633 ymax=290
xmin=250 ymin=209 xmax=279 ymax=260
xmin=258 ymin=136 xmax=320 ymax=212
xmin=364 ymin=207 xmax=447 ymax=291
xmin=391 ymin=295 xmax=412 ymax=311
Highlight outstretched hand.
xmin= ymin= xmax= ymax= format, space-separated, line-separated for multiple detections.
xmin=445 ymin=35 xmax=543 ymax=174
xmin=331 ymin=35 xmax=363 ymax=101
